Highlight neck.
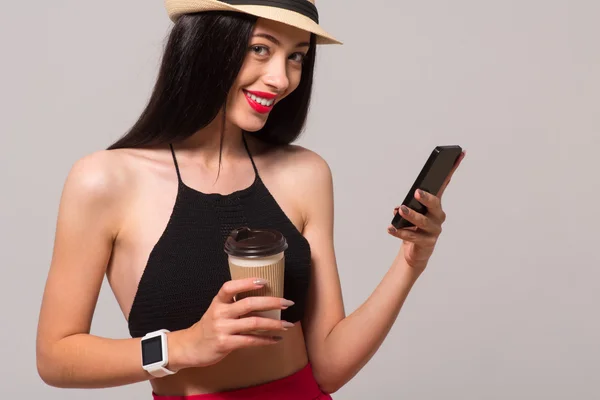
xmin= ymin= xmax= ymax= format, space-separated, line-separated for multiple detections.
xmin=178 ymin=110 xmax=247 ymax=168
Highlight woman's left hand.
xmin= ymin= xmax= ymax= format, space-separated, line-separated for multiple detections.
xmin=387 ymin=151 xmax=465 ymax=273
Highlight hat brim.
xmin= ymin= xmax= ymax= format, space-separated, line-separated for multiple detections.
xmin=165 ymin=0 xmax=342 ymax=45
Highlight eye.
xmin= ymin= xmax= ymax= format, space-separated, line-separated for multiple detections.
xmin=250 ymin=45 xmax=269 ymax=57
xmin=289 ymin=52 xmax=307 ymax=64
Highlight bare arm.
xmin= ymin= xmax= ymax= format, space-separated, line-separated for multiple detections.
xmin=300 ymin=152 xmax=421 ymax=394
xmin=36 ymin=152 xmax=188 ymax=388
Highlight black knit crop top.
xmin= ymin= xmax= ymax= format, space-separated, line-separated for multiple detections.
xmin=127 ymin=136 xmax=312 ymax=338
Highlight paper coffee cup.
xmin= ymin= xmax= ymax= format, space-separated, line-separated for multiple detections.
xmin=224 ymin=227 xmax=288 ymax=321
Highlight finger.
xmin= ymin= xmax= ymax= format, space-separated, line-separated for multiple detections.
xmin=226 ymin=316 xmax=293 ymax=335
xmin=227 ymin=296 xmax=293 ymax=319
xmin=216 ymin=278 xmax=268 ymax=304
xmin=438 ymin=151 xmax=465 ymax=198
xmin=395 ymin=205 xmax=441 ymax=235
xmin=414 ymin=190 xmax=446 ymax=223
xmin=223 ymin=333 xmax=283 ymax=351
xmin=387 ymin=225 xmax=437 ymax=245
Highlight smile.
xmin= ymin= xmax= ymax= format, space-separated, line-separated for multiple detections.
xmin=244 ymin=90 xmax=276 ymax=114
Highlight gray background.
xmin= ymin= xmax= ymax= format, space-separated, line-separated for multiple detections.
xmin=1 ymin=0 xmax=599 ymax=398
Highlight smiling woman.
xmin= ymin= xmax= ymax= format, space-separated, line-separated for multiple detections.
xmin=241 ymin=32 xmax=311 ymax=114
xmin=107 ymin=12 xmax=317 ymax=150
xmin=36 ymin=0 xmax=464 ymax=399
xmin=225 ymin=21 xmax=313 ymax=131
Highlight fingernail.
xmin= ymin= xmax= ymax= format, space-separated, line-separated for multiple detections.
xmin=401 ymin=205 xmax=410 ymax=214
xmin=281 ymin=299 xmax=295 ymax=307
xmin=388 ymin=226 xmax=397 ymax=233
xmin=417 ymin=189 xmax=425 ymax=197
xmin=254 ymin=279 xmax=268 ymax=285
xmin=282 ymin=321 xmax=295 ymax=328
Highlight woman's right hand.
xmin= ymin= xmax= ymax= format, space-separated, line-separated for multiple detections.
xmin=170 ymin=278 xmax=295 ymax=370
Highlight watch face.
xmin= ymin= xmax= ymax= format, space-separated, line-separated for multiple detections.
xmin=142 ymin=336 xmax=163 ymax=366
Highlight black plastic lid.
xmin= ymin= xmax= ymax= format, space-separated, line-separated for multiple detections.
xmin=224 ymin=227 xmax=288 ymax=258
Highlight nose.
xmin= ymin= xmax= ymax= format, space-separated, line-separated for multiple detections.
xmin=262 ymin=58 xmax=290 ymax=94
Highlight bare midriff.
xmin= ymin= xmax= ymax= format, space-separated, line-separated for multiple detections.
xmin=150 ymin=325 xmax=309 ymax=396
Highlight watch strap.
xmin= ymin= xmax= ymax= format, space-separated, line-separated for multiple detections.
xmin=147 ymin=364 xmax=176 ymax=378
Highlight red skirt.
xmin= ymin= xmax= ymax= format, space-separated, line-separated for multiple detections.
xmin=153 ymin=363 xmax=332 ymax=400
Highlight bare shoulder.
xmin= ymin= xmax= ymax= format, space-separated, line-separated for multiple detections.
xmin=280 ymin=144 xmax=330 ymax=171
xmin=64 ymin=149 xmax=134 ymax=202
xmin=251 ymin=141 xmax=333 ymax=226
xmin=59 ymin=149 xmax=143 ymax=237
xmin=282 ymin=145 xmax=332 ymax=200
xmin=260 ymin=143 xmax=333 ymax=189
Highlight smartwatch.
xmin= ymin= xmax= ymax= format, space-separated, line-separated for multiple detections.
xmin=140 ymin=329 xmax=176 ymax=378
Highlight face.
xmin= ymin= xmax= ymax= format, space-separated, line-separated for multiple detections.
xmin=225 ymin=18 xmax=311 ymax=132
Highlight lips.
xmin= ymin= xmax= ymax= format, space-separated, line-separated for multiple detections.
xmin=243 ymin=90 xmax=277 ymax=114
xmin=245 ymin=90 xmax=277 ymax=100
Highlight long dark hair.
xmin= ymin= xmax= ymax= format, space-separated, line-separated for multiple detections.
xmin=108 ymin=11 xmax=317 ymax=150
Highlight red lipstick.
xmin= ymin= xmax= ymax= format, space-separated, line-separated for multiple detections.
xmin=243 ymin=90 xmax=276 ymax=114
xmin=245 ymin=90 xmax=277 ymax=99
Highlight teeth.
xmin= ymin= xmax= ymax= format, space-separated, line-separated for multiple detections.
xmin=246 ymin=92 xmax=274 ymax=107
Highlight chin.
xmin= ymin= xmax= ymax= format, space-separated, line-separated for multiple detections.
xmin=229 ymin=112 xmax=269 ymax=133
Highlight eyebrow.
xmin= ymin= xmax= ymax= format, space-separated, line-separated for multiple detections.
xmin=252 ymin=33 xmax=310 ymax=48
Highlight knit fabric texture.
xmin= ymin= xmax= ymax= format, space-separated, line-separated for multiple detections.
xmin=127 ymin=137 xmax=312 ymax=338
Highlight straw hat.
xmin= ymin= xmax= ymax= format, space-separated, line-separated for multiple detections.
xmin=164 ymin=0 xmax=341 ymax=45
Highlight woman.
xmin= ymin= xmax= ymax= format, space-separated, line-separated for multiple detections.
xmin=36 ymin=0 xmax=465 ymax=398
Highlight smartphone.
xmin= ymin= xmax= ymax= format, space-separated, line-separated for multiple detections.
xmin=391 ymin=145 xmax=463 ymax=229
